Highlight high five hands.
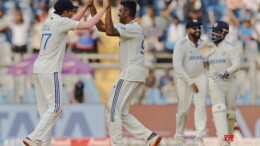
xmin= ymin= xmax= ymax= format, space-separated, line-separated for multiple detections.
xmin=103 ymin=0 xmax=111 ymax=9
xmin=86 ymin=0 xmax=93 ymax=7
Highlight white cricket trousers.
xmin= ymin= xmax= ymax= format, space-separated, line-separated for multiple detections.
xmin=209 ymin=79 xmax=237 ymax=110
xmin=29 ymin=73 xmax=63 ymax=146
xmin=106 ymin=79 xmax=152 ymax=146
xmin=175 ymin=74 xmax=207 ymax=138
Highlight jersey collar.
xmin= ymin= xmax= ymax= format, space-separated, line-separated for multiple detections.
xmin=130 ymin=19 xmax=138 ymax=24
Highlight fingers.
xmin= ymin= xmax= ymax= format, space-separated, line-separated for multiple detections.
xmin=191 ymin=84 xmax=199 ymax=94
xmin=103 ymin=0 xmax=108 ymax=8
xmin=103 ymin=0 xmax=111 ymax=9
xmin=193 ymin=87 xmax=199 ymax=94
xmin=217 ymin=71 xmax=229 ymax=80
xmin=210 ymin=72 xmax=220 ymax=82
xmin=86 ymin=0 xmax=93 ymax=6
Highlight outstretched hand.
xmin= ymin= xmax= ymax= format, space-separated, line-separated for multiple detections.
xmin=218 ymin=70 xmax=229 ymax=79
xmin=190 ymin=83 xmax=199 ymax=94
xmin=210 ymin=70 xmax=229 ymax=82
xmin=86 ymin=0 xmax=93 ymax=7
xmin=103 ymin=0 xmax=111 ymax=9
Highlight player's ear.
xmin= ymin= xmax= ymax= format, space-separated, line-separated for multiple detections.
xmin=125 ymin=9 xmax=130 ymax=17
xmin=186 ymin=28 xmax=190 ymax=34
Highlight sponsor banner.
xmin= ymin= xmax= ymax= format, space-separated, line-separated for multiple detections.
xmin=0 ymin=104 xmax=106 ymax=139
xmin=1 ymin=104 xmax=259 ymax=140
xmin=129 ymin=105 xmax=260 ymax=138
xmin=52 ymin=138 xmax=110 ymax=146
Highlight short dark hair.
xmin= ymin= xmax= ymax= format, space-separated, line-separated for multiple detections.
xmin=54 ymin=10 xmax=64 ymax=15
xmin=121 ymin=0 xmax=137 ymax=17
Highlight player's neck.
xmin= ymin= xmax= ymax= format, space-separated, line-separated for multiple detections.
xmin=125 ymin=17 xmax=135 ymax=24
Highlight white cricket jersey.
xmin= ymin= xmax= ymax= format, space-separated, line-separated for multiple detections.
xmin=208 ymin=40 xmax=240 ymax=80
xmin=115 ymin=19 xmax=147 ymax=83
xmin=33 ymin=13 xmax=79 ymax=74
xmin=173 ymin=36 xmax=205 ymax=85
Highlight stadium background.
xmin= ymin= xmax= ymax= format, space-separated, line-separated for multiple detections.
xmin=0 ymin=0 xmax=260 ymax=145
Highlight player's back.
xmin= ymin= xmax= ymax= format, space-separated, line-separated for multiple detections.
xmin=33 ymin=13 xmax=79 ymax=74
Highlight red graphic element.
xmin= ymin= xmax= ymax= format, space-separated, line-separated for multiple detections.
xmin=224 ymin=135 xmax=234 ymax=142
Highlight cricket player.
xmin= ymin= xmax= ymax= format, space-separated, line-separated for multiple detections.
xmin=207 ymin=20 xmax=240 ymax=146
xmin=22 ymin=0 xmax=109 ymax=145
xmin=90 ymin=1 xmax=162 ymax=146
xmin=173 ymin=19 xmax=207 ymax=146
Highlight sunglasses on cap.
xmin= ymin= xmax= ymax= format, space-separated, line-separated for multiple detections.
xmin=190 ymin=25 xmax=201 ymax=30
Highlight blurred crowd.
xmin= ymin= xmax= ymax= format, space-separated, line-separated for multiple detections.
xmin=0 ymin=0 xmax=260 ymax=105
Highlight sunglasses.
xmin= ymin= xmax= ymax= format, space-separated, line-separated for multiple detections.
xmin=191 ymin=25 xmax=201 ymax=30
xmin=66 ymin=9 xmax=76 ymax=13
xmin=212 ymin=29 xmax=223 ymax=34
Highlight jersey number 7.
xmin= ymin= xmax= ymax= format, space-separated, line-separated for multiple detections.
xmin=40 ymin=33 xmax=52 ymax=51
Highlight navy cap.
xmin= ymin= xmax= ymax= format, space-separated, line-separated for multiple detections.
xmin=211 ymin=21 xmax=229 ymax=32
xmin=186 ymin=19 xmax=202 ymax=29
xmin=54 ymin=0 xmax=78 ymax=12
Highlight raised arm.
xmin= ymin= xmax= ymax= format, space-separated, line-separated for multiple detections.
xmin=72 ymin=0 xmax=93 ymax=21
xmin=72 ymin=5 xmax=88 ymax=21
xmin=105 ymin=4 xmax=120 ymax=36
xmin=89 ymin=3 xmax=106 ymax=32
xmin=76 ymin=8 xmax=108 ymax=30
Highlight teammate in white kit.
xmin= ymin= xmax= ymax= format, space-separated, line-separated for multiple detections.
xmin=90 ymin=1 xmax=161 ymax=146
xmin=22 ymin=0 xmax=109 ymax=145
xmin=173 ymin=19 xmax=207 ymax=146
xmin=207 ymin=21 xmax=240 ymax=146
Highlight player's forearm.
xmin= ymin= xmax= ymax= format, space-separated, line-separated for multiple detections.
xmin=105 ymin=7 xmax=116 ymax=36
xmin=90 ymin=5 xmax=106 ymax=32
xmin=227 ymin=57 xmax=240 ymax=74
xmin=77 ymin=8 xmax=106 ymax=30
xmin=72 ymin=5 xmax=88 ymax=21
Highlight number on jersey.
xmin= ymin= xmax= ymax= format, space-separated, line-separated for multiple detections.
xmin=140 ymin=40 xmax=144 ymax=54
xmin=40 ymin=33 xmax=52 ymax=51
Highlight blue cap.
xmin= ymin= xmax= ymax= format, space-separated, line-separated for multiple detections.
xmin=186 ymin=19 xmax=202 ymax=29
xmin=54 ymin=0 xmax=78 ymax=12
xmin=211 ymin=21 xmax=229 ymax=32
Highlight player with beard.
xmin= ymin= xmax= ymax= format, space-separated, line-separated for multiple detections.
xmin=89 ymin=0 xmax=162 ymax=146
xmin=172 ymin=19 xmax=207 ymax=146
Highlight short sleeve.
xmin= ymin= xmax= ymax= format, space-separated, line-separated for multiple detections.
xmin=59 ymin=17 xmax=79 ymax=32
xmin=115 ymin=23 xmax=140 ymax=39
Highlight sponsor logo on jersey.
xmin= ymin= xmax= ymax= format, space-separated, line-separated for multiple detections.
xmin=189 ymin=56 xmax=203 ymax=60
xmin=209 ymin=59 xmax=226 ymax=64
